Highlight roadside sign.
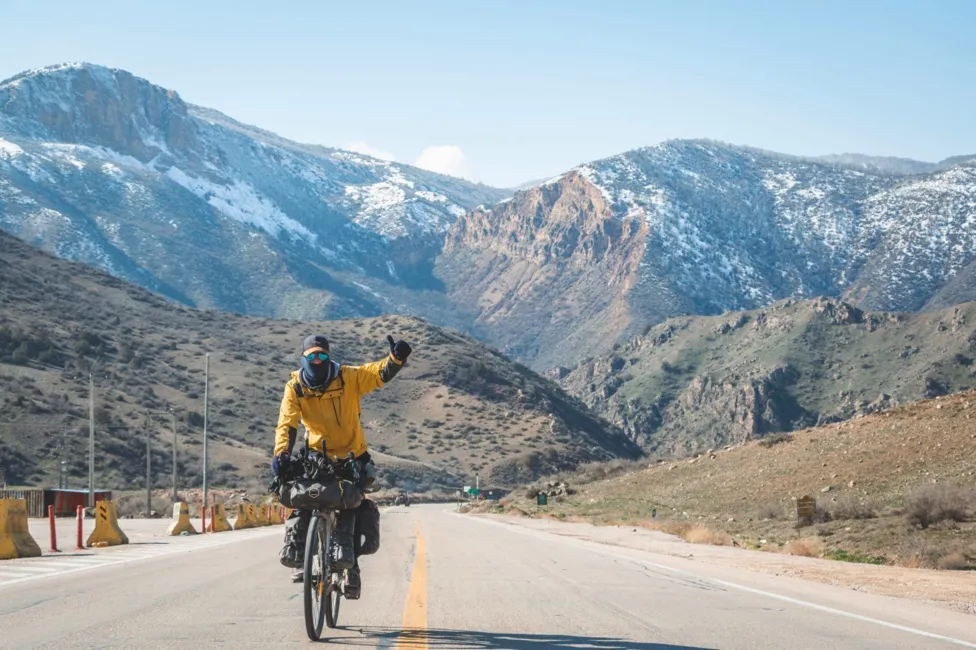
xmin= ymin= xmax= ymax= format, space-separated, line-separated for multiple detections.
xmin=537 ymin=493 xmax=548 ymax=506
xmin=796 ymin=495 xmax=815 ymax=527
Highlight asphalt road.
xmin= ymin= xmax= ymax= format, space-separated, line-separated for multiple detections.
xmin=1 ymin=504 xmax=975 ymax=649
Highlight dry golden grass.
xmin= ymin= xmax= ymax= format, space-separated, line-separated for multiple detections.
xmin=784 ymin=538 xmax=825 ymax=558
xmin=936 ymin=552 xmax=969 ymax=571
xmin=672 ymin=523 xmax=731 ymax=546
xmin=508 ymin=389 xmax=976 ymax=570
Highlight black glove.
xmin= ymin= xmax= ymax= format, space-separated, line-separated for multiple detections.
xmin=272 ymin=452 xmax=291 ymax=477
xmin=387 ymin=335 xmax=412 ymax=363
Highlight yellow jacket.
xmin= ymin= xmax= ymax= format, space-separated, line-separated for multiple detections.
xmin=274 ymin=356 xmax=400 ymax=458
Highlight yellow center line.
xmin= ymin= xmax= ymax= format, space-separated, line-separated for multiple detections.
xmin=395 ymin=520 xmax=428 ymax=649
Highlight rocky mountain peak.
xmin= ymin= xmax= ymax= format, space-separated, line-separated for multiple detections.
xmin=0 ymin=62 xmax=199 ymax=162
xmin=445 ymin=170 xmax=641 ymax=268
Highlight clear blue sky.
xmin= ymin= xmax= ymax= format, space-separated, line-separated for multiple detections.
xmin=1 ymin=0 xmax=974 ymax=187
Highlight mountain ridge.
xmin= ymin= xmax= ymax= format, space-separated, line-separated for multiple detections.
xmin=0 ymin=62 xmax=509 ymax=326
xmin=5 ymin=63 xmax=976 ymax=375
xmin=441 ymin=139 xmax=976 ymax=368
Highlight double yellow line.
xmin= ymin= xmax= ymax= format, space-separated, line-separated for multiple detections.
xmin=395 ymin=520 xmax=428 ymax=649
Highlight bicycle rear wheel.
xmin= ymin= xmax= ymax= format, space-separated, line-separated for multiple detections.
xmin=303 ymin=515 xmax=328 ymax=640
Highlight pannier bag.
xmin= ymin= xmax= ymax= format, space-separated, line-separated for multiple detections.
xmin=355 ymin=498 xmax=380 ymax=555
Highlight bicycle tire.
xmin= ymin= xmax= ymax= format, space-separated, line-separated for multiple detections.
xmin=324 ymin=576 xmax=341 ymax=628
xmin=303 ymin=515 xmax=327 ymax=640
xmin=324 ymin=515 xmax=341 ymax=628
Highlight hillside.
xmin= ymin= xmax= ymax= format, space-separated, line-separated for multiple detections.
xmin=0 ymin=230 xmax=639 ymax=491
xmin=562 ymin=297 xmax=976 ymax=455
xmin=511 ymin=389 xmax=976 ymax=570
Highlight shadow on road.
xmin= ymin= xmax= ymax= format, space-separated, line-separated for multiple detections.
xmin=336 ymin=627 xmax=714 ymax=649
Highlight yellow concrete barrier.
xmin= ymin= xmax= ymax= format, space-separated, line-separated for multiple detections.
xmin=231 ymin=504 xmax=251 ymax=530
xmin=86 ymin=500 xmax=129 ymax=547
xmin=268 ymin=502 xmax=283 ymax=525
xmin=246 ymin=504 xmax=260 ymax=528
xmin=255 ymin=504 xmax=270 ymax=527
xmin=0 ymin=499 xmax=42 ymax=560
xmin=210 ymin=504 xmax=231 ymax=533
xmin=166 ymin=502 xmax=198 ymax=536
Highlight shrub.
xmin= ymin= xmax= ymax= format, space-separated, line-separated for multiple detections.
xmin=756 ymin=501 xmax=783 ymax=520
xmin=11 ymin=343 xmax=31 ymax=365
xmin=906 ymin=486 xmax=970 ymax=529
xmin=936 ymin=552 xmax=969 ymax=571
xmin=784 ymin=538 xmax=824 ymax=558
xmin=671 ymin=523 xmax=730 ymax=546
xmin=660 ymin=361 xmax=680 ymax=374
xmin=759 ymin=433 xmax=792 ymax=447
xmin=814 ymin=499 xmax=832 ymax=523
xmin=830 ymin=496 xmax=878 ymax=520
xmin=93 ymin=405 xmax=113 ymax=425
xmin=824 ymin=549 xmax=886 ymax=565
xmin=896 ymin=538 xmax=941 ymax=568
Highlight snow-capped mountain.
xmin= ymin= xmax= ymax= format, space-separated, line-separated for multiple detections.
xmin=0 ymin=63 xmax=508 ymax=318
xmin=4 ymin=64 xmax=976 ymax=372
xmin=438 ymin=140 xmax=976 ymax=369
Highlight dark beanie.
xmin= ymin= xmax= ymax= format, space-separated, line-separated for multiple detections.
xmin=302 ymin=335 xmax=330 ymax=353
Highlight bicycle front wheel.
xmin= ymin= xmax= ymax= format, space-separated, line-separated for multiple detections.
xmin=303 ymin=515 xmax=328 ymax=640
xmin=324 ymin=516 xmax=340 ymax=628
xmin=325 ymin=571 xmax=341 ymax=628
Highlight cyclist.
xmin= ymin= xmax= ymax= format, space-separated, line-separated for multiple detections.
xmin=272 ymin=333 xmax=411 ymax=598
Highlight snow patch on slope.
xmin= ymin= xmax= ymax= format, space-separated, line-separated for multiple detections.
xmin=0 ymin=137 xmax=24 ymax=158
xmin=166 ymin=167 xmax=316 ymax=241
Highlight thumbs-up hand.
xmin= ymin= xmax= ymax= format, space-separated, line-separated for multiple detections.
xmin=387 ymin=335 xmax=412 ymax=364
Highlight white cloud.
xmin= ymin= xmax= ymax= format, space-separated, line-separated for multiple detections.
xmin=344 ymin=141 xmax=397 ymax=161
xmin=414 ymin=145 xmax=471 ymax=179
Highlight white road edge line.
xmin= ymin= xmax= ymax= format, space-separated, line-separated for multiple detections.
xmin=0 ymin=528 xmax=281 ymax=591
xmin=460 ymin=513 xmax=976 ymax=649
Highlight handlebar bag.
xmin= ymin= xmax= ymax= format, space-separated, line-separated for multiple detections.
xmin=280 ymin=477 xmax=363 ymax=511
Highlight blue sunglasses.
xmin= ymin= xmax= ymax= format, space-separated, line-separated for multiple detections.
xmin=304 ymin=352 xmax=329 ymax=361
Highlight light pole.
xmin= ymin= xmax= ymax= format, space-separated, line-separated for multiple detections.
xmin=88 ymin=373 xmax=95 ymax=507
xmin=146 ymin=415 xmax=152 ymax=518
xmin=171 ymin=411 xmax=178 ymax=502
xmin=202 ymin=353 xmax=209 ymax=516
xmin=59 ymin=425 xmax=67 ymax=489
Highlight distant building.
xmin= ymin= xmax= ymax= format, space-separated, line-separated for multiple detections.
xmin=0 ymin=487 xmax=112 ymax=517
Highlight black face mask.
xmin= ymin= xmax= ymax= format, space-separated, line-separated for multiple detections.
xmin=300 ymin=357 xmax=338 ymax=389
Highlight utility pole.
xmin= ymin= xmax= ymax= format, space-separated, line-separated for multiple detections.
xmin=171 ymin=411 xmax=178 ymax=502
xmin=202 ymin=353 xmax=209 ymax=517
xmin=59 ymin=425 xmax=67 ymax=489
xmin=146 ymin=415 xmax=152 ymax=518
xmin=88 ymin=373 xmax=95 ymax=507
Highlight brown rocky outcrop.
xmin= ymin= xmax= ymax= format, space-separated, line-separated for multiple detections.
xmin=0 ymin=63 xmax=200 ymax=161
xmin=438 ymin=172 xmax=653 ymax=367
